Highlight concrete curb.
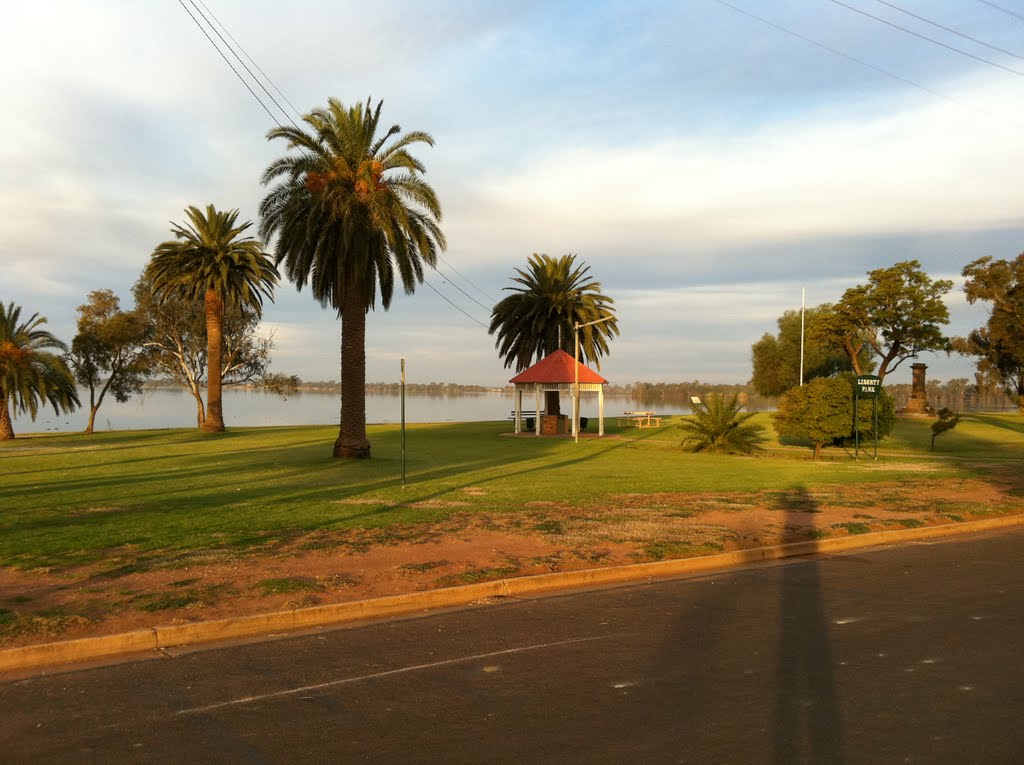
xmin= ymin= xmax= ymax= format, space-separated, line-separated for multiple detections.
xmin=4 ymin=513 xmax=1024 ymax=674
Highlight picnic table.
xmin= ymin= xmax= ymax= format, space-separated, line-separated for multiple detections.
xmin=617 ymin=411 xmax=662 ymax=428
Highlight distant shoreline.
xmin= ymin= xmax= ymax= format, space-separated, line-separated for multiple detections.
xmin=136 ymin=378 xmax=1017 ymax=413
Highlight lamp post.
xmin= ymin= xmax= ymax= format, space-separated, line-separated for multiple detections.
xmin=574 ymin=317 xmax=613 ymax=444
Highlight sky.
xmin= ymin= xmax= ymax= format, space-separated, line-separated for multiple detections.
xmin=3 ymin=0 xmax=1024 ymax=388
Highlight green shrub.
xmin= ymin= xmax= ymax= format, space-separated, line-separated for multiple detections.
xmin=773 ymin=375 xmax=895 ymax=459
xmin=930 ymin=408 xmax=962 ymax=450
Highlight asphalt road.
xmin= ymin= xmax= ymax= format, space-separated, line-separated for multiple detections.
xmin=4 ymin=523 xmax=1024 ymax=763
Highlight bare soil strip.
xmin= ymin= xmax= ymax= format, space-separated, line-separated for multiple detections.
xmin=2 ymin=475 xmax=1022 ymax=649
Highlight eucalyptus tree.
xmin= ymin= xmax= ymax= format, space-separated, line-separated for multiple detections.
xmin=0 ymin=301 xmax=79 ymax=440
xmin=260 ymin=97 xmax=445 ymax=459
xmin=489 ymin=253 xmax=618 ymax=415
xmin=146 ymin=205 xmax=279 ymax=432
xmin=815 ymin=260 xmax=952 ymax=382
xmin=68 ymin=289 xmax=150 ymax=434
xmin=958 ymin=253 xmax=1024 ymax=413
xmin=751 ymin=304 xmax=868 ymax=396
xmin=132 ymin=273 xmax=289 ymax=428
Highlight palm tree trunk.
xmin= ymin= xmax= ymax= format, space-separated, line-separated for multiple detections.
xmin=203 ymin=288 xmax=226 ymax=433
xmin=334 ymin=295 xmax=371 ymax=458
xmin=0 ymin=393 xmax=14 ymax=440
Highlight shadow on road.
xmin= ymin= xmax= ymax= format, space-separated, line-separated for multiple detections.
xmin=773 ymin=486 xmax=843 ymax=763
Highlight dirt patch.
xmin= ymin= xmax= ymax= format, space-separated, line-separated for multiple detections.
xmin=1 ymin=476 xmax=1022 ymax=649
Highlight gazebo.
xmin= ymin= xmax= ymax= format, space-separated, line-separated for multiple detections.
xmin=509 ymin=349 xmax=608 ymax=436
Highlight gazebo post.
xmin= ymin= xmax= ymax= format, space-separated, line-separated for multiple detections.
xmin=515 ymin=389 xmax=522 ymax=434
xmin=599 ymin=386 xmax=605 ymax=436
xmin=571 ymin=383 xmax=578 ymax=438
xmin=535 ymin=385 xmax=542 ymax=436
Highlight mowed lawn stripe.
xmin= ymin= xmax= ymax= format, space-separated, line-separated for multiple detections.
xmin=0 ymin=415 xmax=1019 ymax=571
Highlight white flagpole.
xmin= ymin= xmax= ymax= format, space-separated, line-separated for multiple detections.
xmin=799 ymin=287 xmax=806 ymax=386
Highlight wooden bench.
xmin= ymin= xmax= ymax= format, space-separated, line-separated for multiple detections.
xmin=508 ymin=410 xmax=544 ymax=431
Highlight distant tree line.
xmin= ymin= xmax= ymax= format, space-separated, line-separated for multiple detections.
xmin=606 ymin=382 xmax=775 ymax=411
xmin=288 ymin=381 xmax=499 ymax=395
xmin=288 ymin=379 xmax=774 ymax=407
xmin=885 ymin=378 xmax=1017 ymax=412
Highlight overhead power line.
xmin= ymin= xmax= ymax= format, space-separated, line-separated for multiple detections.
xmin=175 ymin=0 xmax=281 ymax=125
xmin=422 ymin=276 xmax=491 ymax=329
xmin=438 ymin=255 xmax=499 ymax=305
xmin=436 ymin=272 xmax=493 ymax=314
xmin=191 ymin=0 xmax=305 ymax=124
xmin=173 ymin=3 xmax=499 ymax=331
xmin=872 ymin=0 xmax=1024 ymax=61
xmin=184 ymin=0 xmax=299 ymax=129
xmin=828 ymin=0 xmax=1024 ymax=79
xmin=711 ymin=0 xmax=946 ymax=99
xmin=978 ymin=1 xmax=1024 ymax=25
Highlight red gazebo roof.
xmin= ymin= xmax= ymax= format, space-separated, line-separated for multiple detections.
xmin=509 ymin=349 xmax=608 ymax=385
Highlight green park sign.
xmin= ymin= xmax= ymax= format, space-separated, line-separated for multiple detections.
xmin=853 ymin=374 xmax=882 ymax=460
xmin=855 ymin=375 xmax=882 ymax=397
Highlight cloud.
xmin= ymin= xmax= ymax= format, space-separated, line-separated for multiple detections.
xmin=466 ymin=73 xmax=1024 ymax=257
xmin=3 ymin=2 xmax=1018 ymax=390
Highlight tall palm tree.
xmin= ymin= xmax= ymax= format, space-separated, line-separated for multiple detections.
xmin=146 ymin=205 xmax=279 ymax=433
xmin=0 ymin=302 xmax=79 ymax=440
xmin=489 ymin=253 xmax=618 ymax=415
xmin=259 ymin=97 xmax=445 ymax=459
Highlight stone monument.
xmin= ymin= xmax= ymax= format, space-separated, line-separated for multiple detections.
xmin=904 ymin=362 xmax=932 ymax=415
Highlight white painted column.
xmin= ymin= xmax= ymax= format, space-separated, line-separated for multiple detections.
xmin=535 ymin=386 xmax=542 ymax=435
xmin=515 ymin=389 xmax=522 ymax=434
xmin=571 ymin=384 xmax=577 ymax=437
xmin=599 ymin=386 xmax=605 ymax=436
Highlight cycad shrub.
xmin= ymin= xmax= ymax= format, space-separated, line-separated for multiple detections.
xmin=679 ymin=393 xmax=766 ymax=454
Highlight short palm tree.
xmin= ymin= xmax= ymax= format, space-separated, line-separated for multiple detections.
xmin=0 ymin=302 xmax=79 ymax=440
xmin=146 ymin=205 xmax=279 ymax=432
xmin=680 ymin=393 xmax=765 ymax=454
xmin=259 ymin=97 xmax=445 ymax=459
xmin=489 ymin=253 xmax=617 ymax=415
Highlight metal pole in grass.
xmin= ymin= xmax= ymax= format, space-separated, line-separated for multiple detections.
xmin=574 ymin=316 xmax=614 ymax=445
xmin=401 ymin=358 xmax=406 ymax=487
xmin=873 ymin=394 xmax=878 ymax=461
xmin=854 ymin=388 xmax=860 ymax=460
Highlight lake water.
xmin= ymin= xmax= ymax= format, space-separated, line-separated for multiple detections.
xmin=10 ymin=388 xmax=700 ymax=434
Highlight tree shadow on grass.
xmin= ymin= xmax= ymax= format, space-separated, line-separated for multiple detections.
xmin=967 ymin=413 xmax=1024 ymax=436
xmin=0 ymin=421 xmax=633 ymax=570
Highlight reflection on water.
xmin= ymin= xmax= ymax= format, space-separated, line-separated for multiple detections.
xmin=12 ymin=388 xmax=714 ymax=434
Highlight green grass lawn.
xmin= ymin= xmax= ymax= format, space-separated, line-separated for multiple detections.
xmin=1 ymin=413 xmax=1021 ymax=572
